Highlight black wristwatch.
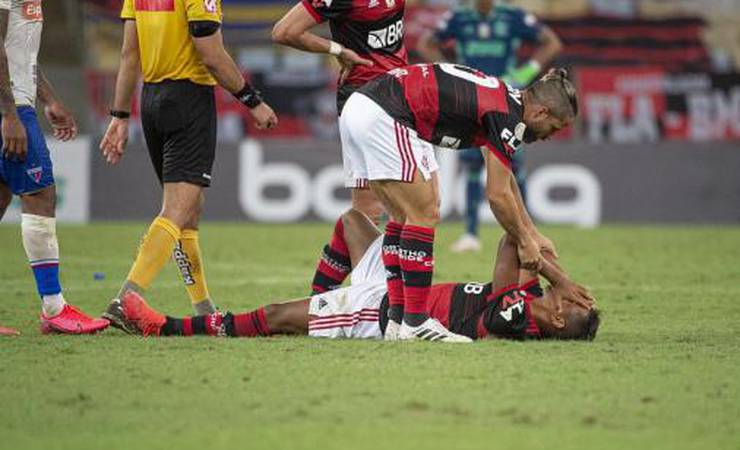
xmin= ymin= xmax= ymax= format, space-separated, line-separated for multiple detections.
xmin=109 ymin=109 xmax=131 ymax=119
xmin=233 ymin=83 xmax=263 ymax=109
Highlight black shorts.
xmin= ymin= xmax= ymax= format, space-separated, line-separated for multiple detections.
xmin=141 ymin=80 xmax=216 ymax=187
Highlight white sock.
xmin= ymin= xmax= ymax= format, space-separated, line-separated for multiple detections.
xmin=42 ymin=293 xmax=66 ymax=317
xmin=21 ymin=214 xmax=67 ymax=316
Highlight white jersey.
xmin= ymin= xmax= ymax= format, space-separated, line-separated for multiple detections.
xmin=0 ymin=0 xmax=43 ymax=106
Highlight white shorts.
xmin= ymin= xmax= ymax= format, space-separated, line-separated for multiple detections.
xmin=308 ymin=236 xmax=386 ymax=339
xmin=339 ymin=93 xmax=439 ymax=188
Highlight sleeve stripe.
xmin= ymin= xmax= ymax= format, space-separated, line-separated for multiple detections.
xmin=300 ymin=0 xmax=324 ymax=23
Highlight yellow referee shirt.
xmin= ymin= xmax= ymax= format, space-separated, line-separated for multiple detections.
xmin=121 ymin=0 xmax=222 ymax=86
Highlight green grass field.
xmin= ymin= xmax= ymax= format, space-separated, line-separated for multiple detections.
xmin=1 ymin=222 xmax=739 ymax=450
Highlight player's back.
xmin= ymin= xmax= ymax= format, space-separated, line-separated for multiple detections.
xmin=359 ymin=63 xmax=518 ymax=149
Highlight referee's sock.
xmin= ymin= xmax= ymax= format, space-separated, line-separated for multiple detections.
xmin=310 ymin=217 xmax=351 ymax=294
xmin=174 ymin=229 xmax=216 ymax=315
xmin=120 ymin=217 xmax=180 ymax=298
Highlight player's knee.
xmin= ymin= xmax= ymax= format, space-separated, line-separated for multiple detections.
xmin=351 ymin=196 xmax=384 ymax=224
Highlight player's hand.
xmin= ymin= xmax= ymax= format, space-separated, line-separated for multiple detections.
xmin=337 ymin=48 xmax=373 ymax=85
xmin=249 ymin=102 xmax=278 ymax=130
xmin=551 ymin=279 xmax=595 ymax=312
xmin=1 ymin=113 xmax=28 ymax=161
xmin=518 ymin=237 xmax=543 ymax=272
xmin=534 ymin=232 xmax=559 ymax=259
xmin=43 ymin=101 xmax=78 ymax=142
xmin=100 ymin=118 xmax=129 ymax=165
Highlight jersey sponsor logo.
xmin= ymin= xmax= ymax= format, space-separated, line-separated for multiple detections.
xmin=204 ymin=0 xmax=216 ymax=13
xmin=367 ymin=20 xmax=403 ymax=50
xmin=134 ymin=0 xmax=175 ymax=12
xmin=22 ymin=1 xmax=43 ymax=22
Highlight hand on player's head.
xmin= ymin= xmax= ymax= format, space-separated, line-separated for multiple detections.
xmin=541 ymin=286 xmax=600 ymax=341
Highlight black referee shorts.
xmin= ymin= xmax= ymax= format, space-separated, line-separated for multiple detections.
xmin=141 ymin=79 xmax=217 ymax=187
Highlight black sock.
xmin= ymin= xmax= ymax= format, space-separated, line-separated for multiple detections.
xmin=388 ymin=305 xmax=404 ymax=323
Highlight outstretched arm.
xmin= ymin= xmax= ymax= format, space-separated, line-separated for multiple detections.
xmin=485 ymin=150 xmax=542 ymax=272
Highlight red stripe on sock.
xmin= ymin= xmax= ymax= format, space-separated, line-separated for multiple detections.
xmin=399 ymin=225 xmax=435 ymax=315
xmin=182 ymin=317 xmax=193 ymax=336
xmin=233 ymin=307 xmax=272 ymax=337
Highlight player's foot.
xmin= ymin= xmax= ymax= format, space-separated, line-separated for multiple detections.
xmin=102 ymin=297 xmax=140 ymax=335
xmin=120 ymin=291 xmax=166 ymax=337
xmin=40 ymin=304 xmax=110 ymax=335
xmin=384 ymin=319 xmax=401 ymax=341
xmin=450 ymin=233 xmax=482 ymax=253
xmin=0 ymin=326 xmax=20 ymax=336
xmin=398 ymin=318 xmax=472 ymax=343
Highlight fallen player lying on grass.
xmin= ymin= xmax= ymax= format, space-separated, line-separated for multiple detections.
xmin=117 ymin=210 xmax=599 ymax=341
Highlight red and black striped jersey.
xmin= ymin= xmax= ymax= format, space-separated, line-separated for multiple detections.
xmin=358 ymin=63 xmax=527 ymax=169
xmin=379 ymin=281 xmax=541 ymax=340
xmin=301 ymin=0 xmax=408 ymax=89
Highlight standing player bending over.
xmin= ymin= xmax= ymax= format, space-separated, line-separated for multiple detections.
xmin=100 ymin=0 xmax=278 ymax=330
xmin=0 ymin=1 xmax=108 ymax=334
xmin=339 ymin=64 xmax=577 ymax=341
xmin=116 ymin=209 xmax=598 ymax=341
xmin=271 ymin=0 xmax=409 ymax=295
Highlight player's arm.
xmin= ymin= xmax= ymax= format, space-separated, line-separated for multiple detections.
xmin=37 ymin=68 xmax=78 ymax=142
xmin=416 ymin=12 xmax=454 ymax=63
xmin=484 ymin=149 xmax=541 ymax=272
xmin=0 ymin=6 xmax=26 ymax=160
xmin=504 ymin=13 xmax=562 ymax=87
xmin=100 ymin=19 xmax=139 ymax=164
xmin=271 ymin=2 xmax=372 ymax=82
xmin=191 ymin=27 xmax=277 ymax=130
xmin=509 ymin=171 xmax=558 ymax=258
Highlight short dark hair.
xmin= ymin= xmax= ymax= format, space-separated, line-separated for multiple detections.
xmin=563 ymin=308 xmax=601 ymax=341
xmin=527 ymin=68 xmax=579 ymax=120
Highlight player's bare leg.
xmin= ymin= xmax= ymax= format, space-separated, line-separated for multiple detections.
xmin=0 ymin=181 xmax=12 ymax=219
xmin=371 ymin=172 xmax=471 ymax=343
xmin=19 ymin=186 xmax=108 ymax=334
xmin=350 ymin=187 xmax=385 ymax=225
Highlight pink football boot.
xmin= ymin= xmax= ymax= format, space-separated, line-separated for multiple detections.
xmin=40 ymin=304 xmax=110 ymax=334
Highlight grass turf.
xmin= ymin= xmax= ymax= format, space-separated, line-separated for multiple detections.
xmin=0 ymin=222 xmax=739 ymax=450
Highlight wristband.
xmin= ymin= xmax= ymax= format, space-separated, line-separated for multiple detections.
xmin=328 ymin=41 xmax=343 ymax=56
xmin=233 ymin=82 xmax=263 ymax=109
xmin=109 ymin=109 xmax=131 ymax=119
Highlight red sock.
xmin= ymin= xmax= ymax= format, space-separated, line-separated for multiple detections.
xmin=310 ymin=217 xmax=351 ymax=294
xmin=382 ymin=221 xmax=404 ymax=308
xmin=232 ymin=307 xmax=272 ymax=337
xmin=399 ymin=225 xmax=435 ymax=315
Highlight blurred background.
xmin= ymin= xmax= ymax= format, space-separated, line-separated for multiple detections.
xmin=5 ymin=0 xmax=740 ymax=226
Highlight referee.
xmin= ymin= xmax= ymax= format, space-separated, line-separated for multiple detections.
xmin=100 ymin=0 xmax=277 ymax=331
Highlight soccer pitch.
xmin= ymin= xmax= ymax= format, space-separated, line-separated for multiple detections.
xmin=0 ymin=222 xmax=738 ymax=450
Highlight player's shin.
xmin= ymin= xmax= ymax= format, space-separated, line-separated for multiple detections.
xmin=175 ymin=229 xmax=216 ymax=315
xmin=382 ymin=221 xmax=405 ymax=323
xmin=118 ymin=216 xmax=181 ymax=298
xmin=399 ymin=225 xmax=435 ymax=326
xmin=160 ymin=308 xmax=272 ymax=338
xmin=21 ymin=214 xmax=66 ymax=316
xmin=310 ymin=217 xmax=351 ymax=294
